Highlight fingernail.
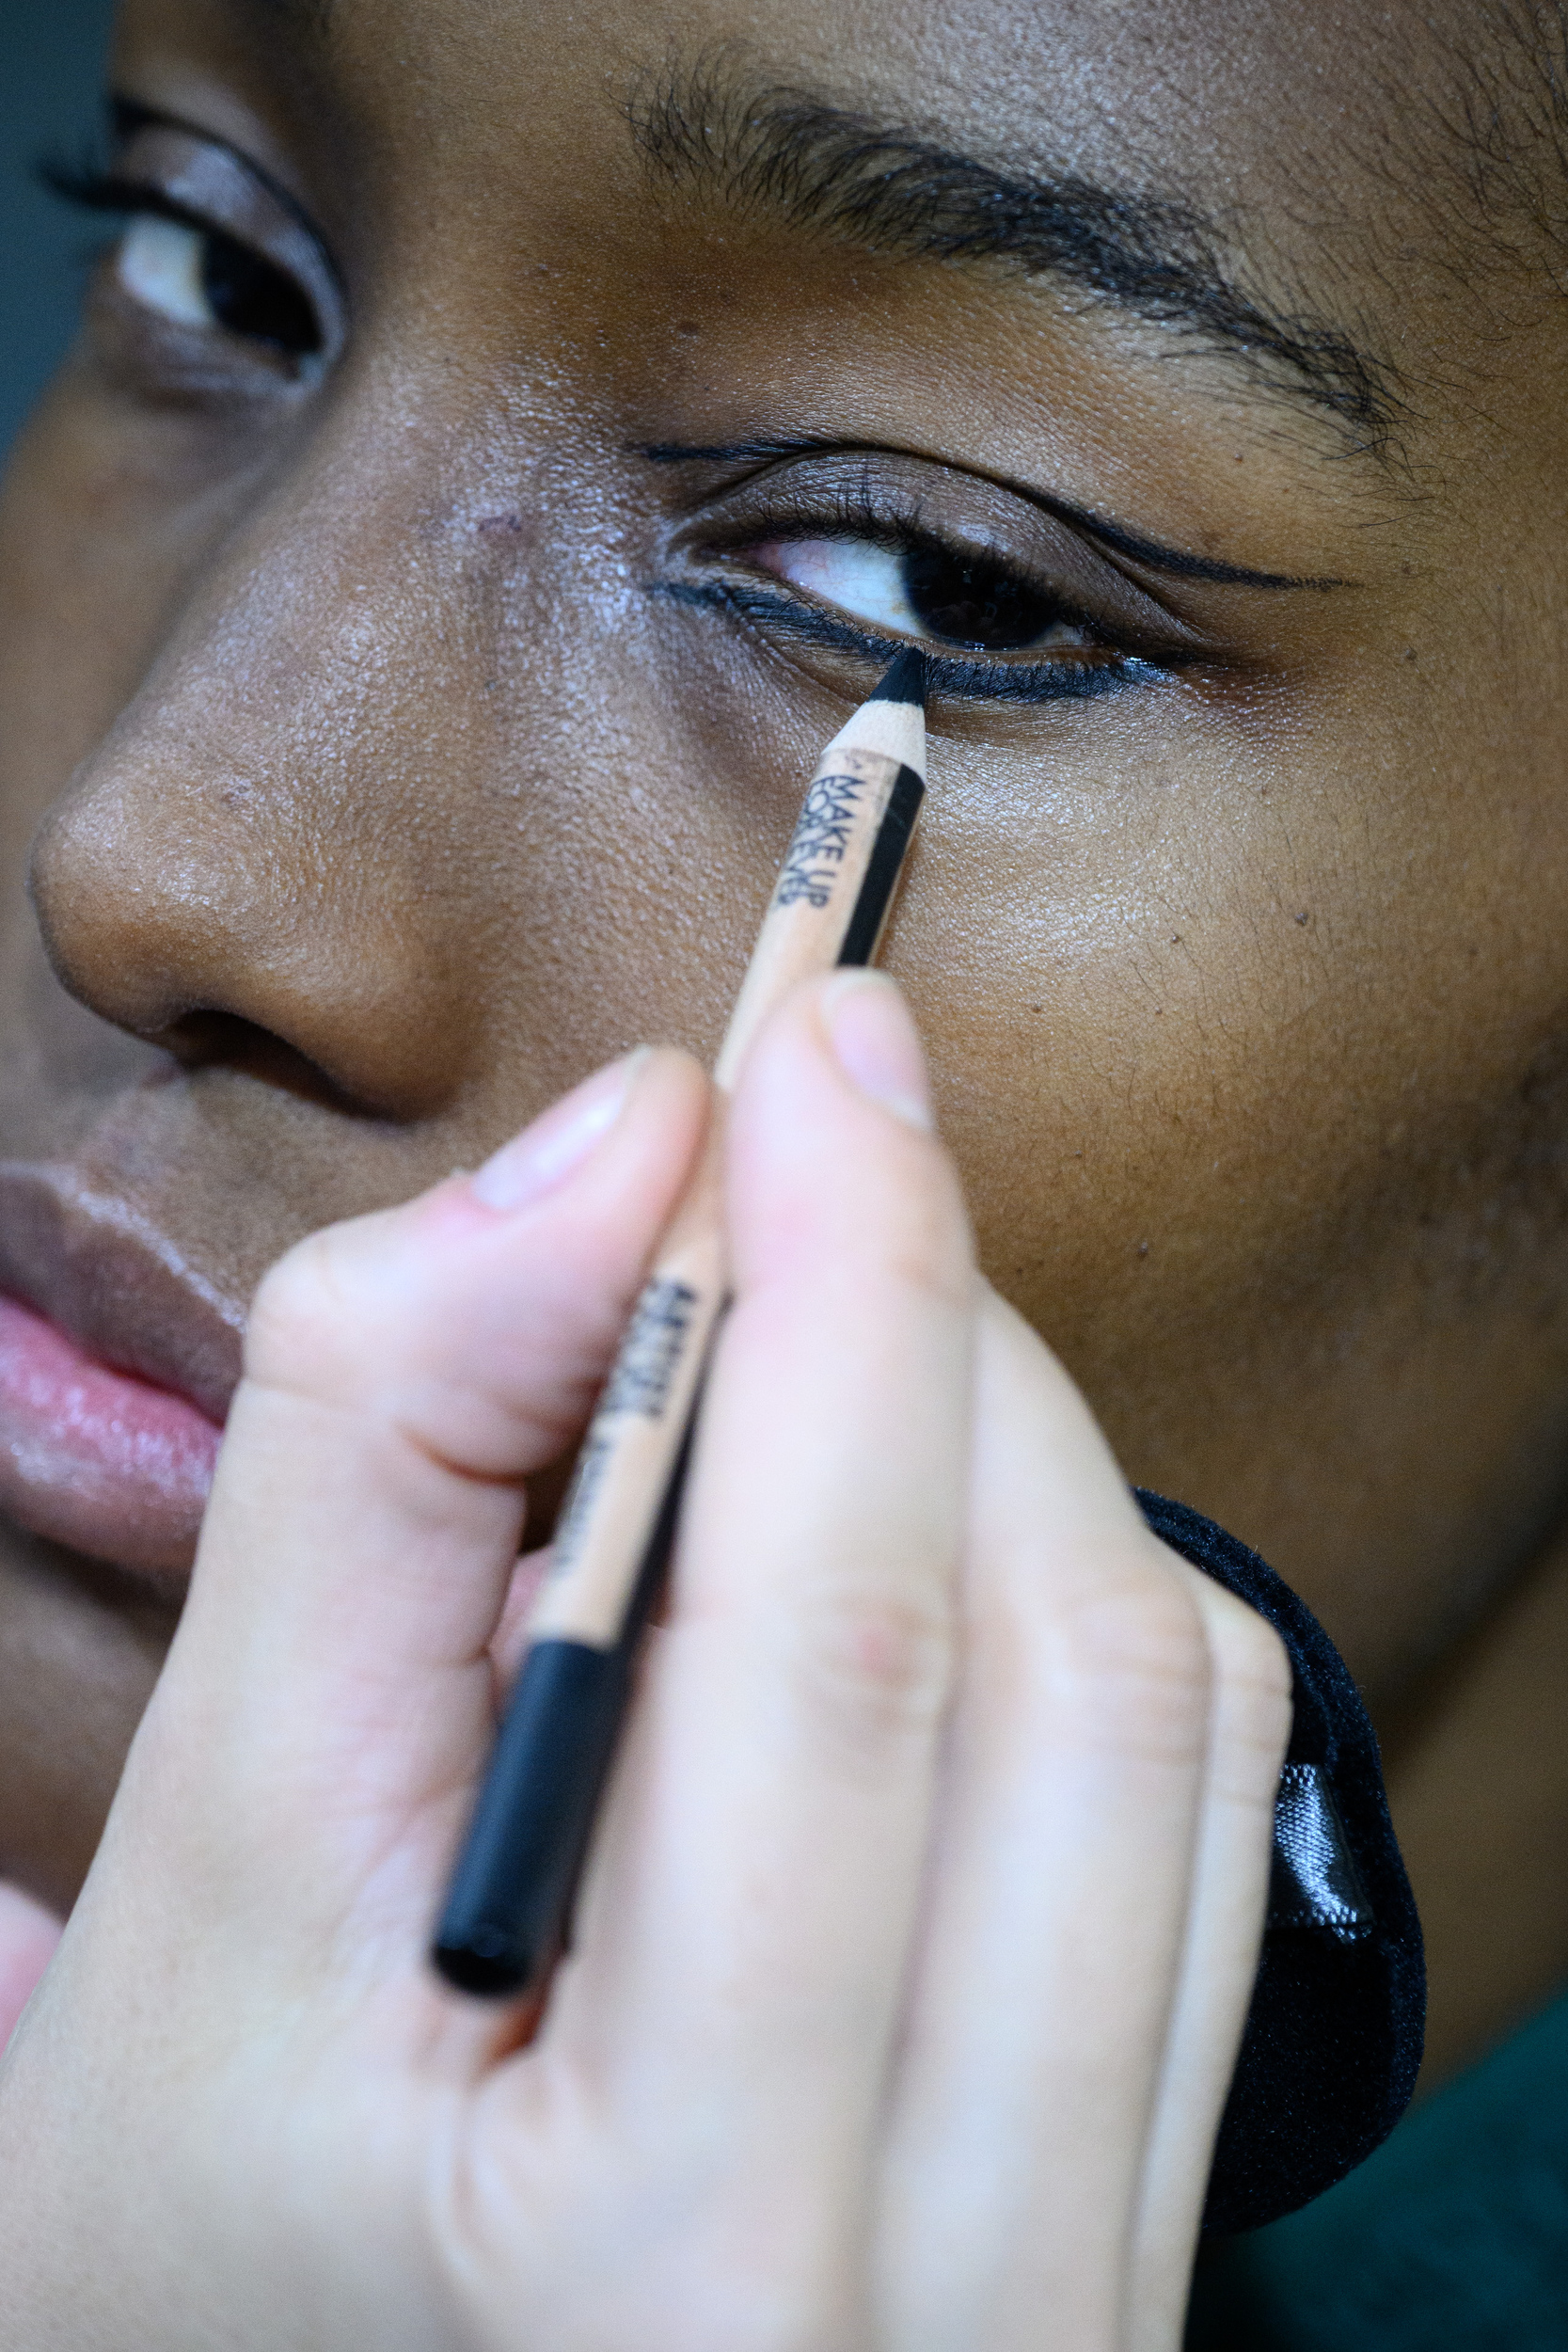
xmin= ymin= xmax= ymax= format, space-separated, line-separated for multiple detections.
xmin=470 ymin=1049 xmax=649 ymax=1212
xmin=821 ymin=972 xmax=932 ymax=1131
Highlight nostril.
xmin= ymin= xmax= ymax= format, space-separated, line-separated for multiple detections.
xmin=157 ymin=1009 xmax=372 ymax=1116
xmin=28 ymin=749 xmax=473 ymax=1122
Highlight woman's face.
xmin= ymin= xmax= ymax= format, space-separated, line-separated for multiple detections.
xmin=3 ymin=0 xmax=1568 ymax=1908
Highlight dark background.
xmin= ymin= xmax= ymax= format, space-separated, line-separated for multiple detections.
xmin=1 ymin=0 xmax=119 ymax=460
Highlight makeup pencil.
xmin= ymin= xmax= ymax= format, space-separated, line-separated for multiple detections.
xmin=435 ymin=647 xmax=927 ymax=1996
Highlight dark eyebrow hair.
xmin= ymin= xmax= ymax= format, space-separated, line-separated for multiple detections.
xmin=628 ymin=60 xmax=1402 ymax=459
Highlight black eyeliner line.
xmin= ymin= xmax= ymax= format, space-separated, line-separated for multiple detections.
xmin=639 ymin=437 xmax=1343 ymax=591
xmin=652 ymin=578 xmax=1161 ymax=704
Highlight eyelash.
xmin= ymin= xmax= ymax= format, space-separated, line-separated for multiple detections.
xmin=46 ymin=162 xmax=216 ymax=247
xmin=43 ymin=163 xmax=324 ymax=359
xmin=661 ymin=578 xmax=1159 ymax=704
xmin=680 ymin=489 xmax=1178 ymax=706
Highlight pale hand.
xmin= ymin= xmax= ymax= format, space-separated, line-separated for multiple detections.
xmin=0 ymin=974 xmax=1290 ymax=2352
xmin=0 ymin=1887 xmax=60 ymax=2058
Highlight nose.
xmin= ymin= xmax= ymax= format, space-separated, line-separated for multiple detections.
xmin=28 ymin=423 xmax=510 ymax=1124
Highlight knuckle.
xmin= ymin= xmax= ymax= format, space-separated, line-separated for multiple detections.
xmin=245 ymin=1227 xmax=367 ymax=1396
xmin=1049 ymin=1559 xmax=1213 ymax=1765
xmin=879 ymin=1160 xmax=975 ymax=1316
xmin=785 ymin=1581 xmax=956 ymax=1761
xmin=1208 ymin=1605 xmax=1295 ymax=1785
xmin=879 ymin=1233 xmax=974 ymax=1323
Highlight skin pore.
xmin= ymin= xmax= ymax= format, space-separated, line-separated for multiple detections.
xmin=1 ymin=0 xmax=1567 ymax=2093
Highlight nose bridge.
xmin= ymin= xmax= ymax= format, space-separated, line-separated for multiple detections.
xmin=28 ymin=389 xmax=521 ymax=1120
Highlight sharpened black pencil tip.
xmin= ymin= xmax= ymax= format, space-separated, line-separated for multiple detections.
xmin=866 ymin=647 xmax=927 ymax=707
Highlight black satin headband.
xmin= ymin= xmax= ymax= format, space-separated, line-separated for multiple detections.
xmin=1133 ymin=1491 xmax=1426 ymax=2236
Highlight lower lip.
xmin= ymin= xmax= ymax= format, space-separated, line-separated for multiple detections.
xmin=0 ymin=1293 xmax=223 ymax=1579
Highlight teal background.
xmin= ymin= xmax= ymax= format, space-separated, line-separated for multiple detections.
xmin=1 ymin=0 xmax=120 ymax=459
xmin=1187 ymin=1986 xmax=1568 ymax=2349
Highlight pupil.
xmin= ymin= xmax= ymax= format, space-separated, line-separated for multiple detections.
xmin=200 ymin=231 xmax=322 ymax=358
xmin=900 ymin=545 xmax=1060 ymax=650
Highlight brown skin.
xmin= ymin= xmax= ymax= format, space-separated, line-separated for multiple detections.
xmin=3 ymin=0 xmax=1568 ymax=2081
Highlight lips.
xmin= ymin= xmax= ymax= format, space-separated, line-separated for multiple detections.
xmin=0 ymin=1164 xmax=244 ymax=1580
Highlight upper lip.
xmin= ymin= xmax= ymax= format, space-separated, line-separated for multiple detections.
xmin=0 ymin=1161 xmax=243 ymax=1423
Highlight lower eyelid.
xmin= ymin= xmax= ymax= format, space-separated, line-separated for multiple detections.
xmin=657 ymin=578 xmax=1162 ymax=707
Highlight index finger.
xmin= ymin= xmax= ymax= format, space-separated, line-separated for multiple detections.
xmin=531 ymin=974 xmax=974 ymax=2319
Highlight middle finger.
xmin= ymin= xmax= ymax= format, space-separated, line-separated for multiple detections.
xmin=876 ymin=1290 xmax=1216 ymax=2352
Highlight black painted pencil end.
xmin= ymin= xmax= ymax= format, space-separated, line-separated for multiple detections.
xmin=431 ymin=1636 xmax=637 ymax=2000
xmin=434 ymin=1933 xmax=533 ymax=1999
xmin=866 ymin=646 xmax=927 ymax=707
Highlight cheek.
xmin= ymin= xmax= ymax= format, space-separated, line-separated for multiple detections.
xmin=888 ymin=674 xmax=1477 ymax=1320
xmin=884 ymin=704 xmax=1318 ymax=1258
xmin=0 ymin=372 xmax=245 ymax=817
xmin=0 ymin=381 xmax=215 ymax=1129
xmin=877 ymin=685 xmax=1544 ymax=1663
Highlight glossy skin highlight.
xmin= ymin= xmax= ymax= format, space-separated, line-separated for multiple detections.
xmin=2 ymin=0 xmax=1568 ymax=2083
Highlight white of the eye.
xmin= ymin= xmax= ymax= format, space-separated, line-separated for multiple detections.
xmin=765 ymin=539 xmax=921 ymax=635
xmin=117 ymin=215 xmax=215 ymax=329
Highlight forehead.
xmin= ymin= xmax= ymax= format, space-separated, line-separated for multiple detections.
xmin=120 ymin=0 xmax=1560 ymax=510
xmin=166 ymin=0 xmax=1457 ymax=230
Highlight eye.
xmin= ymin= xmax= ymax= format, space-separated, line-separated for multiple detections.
xmin=45 ymin=109 xmax=342 ymax=380
xmin=744 ymin=534 xmax=1099 ymax=656
xmin=117 ymin=211 xmax=323 ymax=358
xmin=657 ymin=446 xmax=1212 ymax=706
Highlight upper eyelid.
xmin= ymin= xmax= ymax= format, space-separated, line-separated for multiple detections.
xmin=645 ymin=439 xmax=1345 ymax=593
xmin=706 ymin=500 xmax=1105 ymax=601
xmin=673 ymin=455 xmax=1137 ymax=585
xmin=678 ymin=474 xmax=1212 ymax=658
xmin=108 ymin=96 xmax=342 ymax=292
xmin=57 ymin=96 xmax=348 ymax=341
xmin=665 ymin=461 xmax=1207 ymax=644
xmin=48 ymin=170 xmax=223 ymax=246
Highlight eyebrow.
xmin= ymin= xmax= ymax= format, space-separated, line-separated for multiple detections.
xmin=628 ymin=63 xmax=1401 ymax=458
